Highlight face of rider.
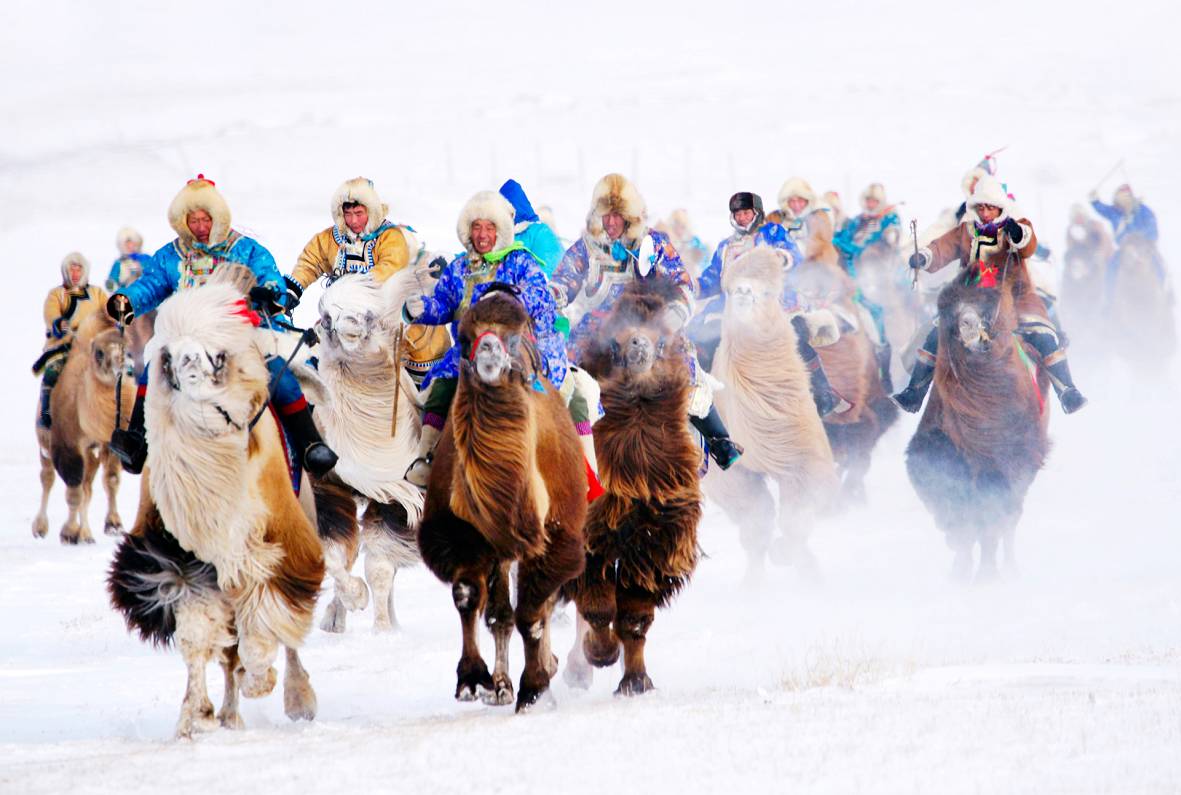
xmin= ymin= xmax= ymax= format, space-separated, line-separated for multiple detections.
xmin=186 ymin=209 xmax=213 ymax=244
xmin=342 ymin=203 xmax=369 ymax=235
xmin=787 ymin=196 xmax=808 ymax=216
xmin=66 ymin=263 xmax=85 ymax=288
xmin=602 ymin=211 xmax=626 ymax=241
xmin=864 ymin=197 xmax=880 ymax=213
xmin=976 ymin=204 xmax=1001 ymax=224
xmin=470 ymin=219 xmax=498 ymax=255
xmin=733 ymin=208 xmax=756 ymax=228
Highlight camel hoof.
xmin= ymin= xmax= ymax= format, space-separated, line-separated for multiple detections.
xmin=32 ymin=517 xmax=48 ymax=539
xmin=563 ymin=660 xmax=593 ymax=690
xmin=455 ymin=659 xmax=494 ymax=702
xmin=284 ymin=685 xmax=318 ymax=722
xmin=583 ymin=631 xmax=621 ymax=668
xmin=240 ymin=666 xmax=277 ymax=698
xmin=104 ymin=520 xmax=124 ymax=536
xmin=339 ymin=577 xmax=369 ymax=611
xmin=480 ymin=673 xmax=515 ymax=706
xmin=217 ymin=710 xmax=244 ymax=730
xmin=515 ymin=683 xmax=556 ymax=714
xmin=176 ymin=702 xmax=218 ymax=738
xmin=59 ymin=527 xmax=81 ymax=545
xmin=615 ymin=672 xmax=655 ymax=697
xmin=319 ymin=601 xmax=347 ymax=633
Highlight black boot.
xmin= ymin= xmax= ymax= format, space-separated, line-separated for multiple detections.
xmin=876 ymin=341 xmax=894 ymax=394
xmin=891 ymin=358 xmax=934 ymax=414
xmin=38 ymin=382 xmax=53 ymax=429
xmin=689 ymin=406 xmax=743 ymax=471
xmin=791 ymin=315 xmax=851 ymax=417
xmin=1045 ymin=359 xmax=1088 ymax=414
xmin=279 ymin=404 xmax=338 ymax=477
xmin=109 ymin=391 xmax=147 ymax=474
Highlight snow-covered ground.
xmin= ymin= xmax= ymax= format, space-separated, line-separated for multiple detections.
xmin=2 ymin=1 xmax=1180 ymax=793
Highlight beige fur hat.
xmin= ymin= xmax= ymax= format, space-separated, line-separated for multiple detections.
xmin=585 ymin=173 xmax=647 ymax=244
xmin=167 ymin=175 xmax=231 ymax=245
xmin=776 ymin=177 xmax=822 ymax=220
xmin=456 ymin=191 xmax=516 ymax=254
xmin=331 ymin=177 xmax=389 ymax=236
xmin=860 ymin=183 xmax=888 ymax=211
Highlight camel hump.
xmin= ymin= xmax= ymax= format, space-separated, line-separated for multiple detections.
xmin=207 ymin=262 xmax=257 ymax=296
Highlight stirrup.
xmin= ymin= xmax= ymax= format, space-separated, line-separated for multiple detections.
xmin=404 ymin=453 xmax=434 ymax=489
xmin=109 ymin=429 xmax=147 ymax=475
xmin=303 ymin=442 xmax=338 ymax=478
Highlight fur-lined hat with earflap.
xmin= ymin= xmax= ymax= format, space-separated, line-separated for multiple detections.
xmin=585 ymin=173 xmax=648 ymax=245
xmin=456 ymin=191 xmax=516 ymax=255
xmin=60 ymin=251 xmax=89 ymax=288
xmin=965 ymin=175 xmax=1014 ymax=224
xmin=167 ymin=175 xmax=231 ymax=245
xmin=776 ymin=177 xmax=823 ymax=220
xmin=332 ymin=177 xmax=389 ymax=236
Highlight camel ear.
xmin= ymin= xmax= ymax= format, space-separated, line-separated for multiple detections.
xmin=802 ymin=309 xmax=841 ymax=347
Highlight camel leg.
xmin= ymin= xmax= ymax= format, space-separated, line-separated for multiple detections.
xmin=364 ymin=549 xmax=397 ymax=633
xmin=771 ymin=490 xmax=822 ymax=582
xmin=283 ymin=646 xmax=317 ymax=722
xmin=576 ymin=555 xmax=620 ymax=669
xmin=216 ymin=643 xmax=244 ymax=730
xmin=76 ymin=447 xmax=100 ymax=544
xmin=59 ymin=450 xmax=96 ymax=545
xmin=706 ymin=466 xmax=774 ymax=586
xmin=453 ymin=568 xmax=494 ymax=701
xmin=173 ymin=596 xmax=232 ymax=738
xmin=563 ymin=611 xmax=594 ymax=690
xmin=324 ymin=539 xmax=368 ymax=612
xmin=99 ymin=448 xmax=124 ymax=536
xmin=482 ymin=561 xmax=515 ymax=706
xmin=237 ymin=630 xmax=279 ymax=700
xmin=314 ymin=476 xmax=366 ymax=632
xmin=33 ymin=442 xmax=53 ymax=539
xmin=515 ymin=550 xmax=581 ymax=713
xmin=320 ymin=595 xmax=348 ymax=634
xmin=1002 ymin=524 xmax=1020 ymax=579
xmin=975 ymin=532 xmax=1000 ymax=584
xmin=948 ymin=534 xmax=974 ymax=584
xmin=614 ymin=588 xmax=657 ymax=697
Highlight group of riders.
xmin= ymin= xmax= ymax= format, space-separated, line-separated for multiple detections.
xmin=36 ymin=159 xmax=1166 ymax=490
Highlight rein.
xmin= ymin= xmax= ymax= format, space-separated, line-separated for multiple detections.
xmin=246 ymin=323 xmax=319 ymax=433
xmin=114 ymin=322 xmax=126 ymax=433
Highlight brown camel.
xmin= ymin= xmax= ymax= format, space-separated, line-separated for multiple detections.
xmin=34 ymin=311 xmax=135 ymax=544
xmin=906 ymin=271 xmax=1051 ymax=581
xmin=107 ymin=279 xmax=324 ymax=737
xmin=417 ymin=285 xmax=586 ymax=712
xmin=707 ymin=249 xmax=838 ymax=582
xmin=563 ymin=277 xmax=702 ymax=696
xmin=786 ymin=258 xmax=898 ymax=505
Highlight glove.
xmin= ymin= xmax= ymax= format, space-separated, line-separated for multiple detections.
xmin=402 ymin=293 xmax=425 ymax=322
xmin=50 ymin=316 xmax=68 ymax=338
xmin=661 ymin=304 xmax=689 ymax=334
xmin=610 ymin=240 xmax=632 ymax=263
xmin=107 ymin=293 xmax=134 ymax=324
xmin=1003 ymin=218 xmax=1024 ymax=244
xmin=427 ymin=255 xmax=448 ymax=279
xmin=283 ymin=276 xmax=304 ymax=312
xmin=248 ymin=284 xmax=285 ymax=316
xmin=908 ymin=251 xmax=928 ymax=270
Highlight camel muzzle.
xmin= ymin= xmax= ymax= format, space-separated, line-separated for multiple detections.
xmin=474 ymin=333 xmax=512 ymax=384
xmin=625 ymin=334 xmax=655 ymax=373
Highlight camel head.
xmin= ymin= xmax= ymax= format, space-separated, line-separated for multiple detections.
xmin=146 ymin=283 xmax=269 ymax=436
xmin=317 ymin=273 xmax=398 ymax=360
xmin=457 ymin=284 xmax=534 ymax=387
xmin=723 ymin=248 xmax=786 ymax=323
xmin=582 ymin=276 xmax=687 ymax=385
xmin=89 ymin=327 xmax=128 ymax=386
xmin=938 ymin=279 xmax=1014 ymax=358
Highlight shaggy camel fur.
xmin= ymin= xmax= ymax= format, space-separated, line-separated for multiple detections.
xmin=786 ymin=258 xmax=898 ymax=505
xmin=906 ymin=274 xmax=1051 ymax=581
xmin=299 ymin=271 xmax=425 ymax=633
xmin=707 ymin=249 xmax=838 ymax=581
xmin=34 ymin=311 xmax=135 ymax=544
xmin=107 ymin=280 xmax=324 ymax=737
xmin=564 ymin=277 xmax=702 ymax=696
xmin=417 ymin=286 xmax=586 ymax=712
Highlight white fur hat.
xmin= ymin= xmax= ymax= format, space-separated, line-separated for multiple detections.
xmin=860 ymin=182 xmax=887 ymax=210
xmin=456 ymin=191 xmax=516 ymax=254
xmin=331 ymin=177 xmax=389 ymax=236
xmin=167 ymin=175 xmax=231 ymax=245
xmin=966 ymin=175 xmax=1014 ymax=222
xmin=961 ymin=166 xmax=989 ymax=198
xmin=776 ymin=177 xmax=821 ymax=219
xmin=60 ymin=251 xmax=89 ymax=286
xmin=585 ymin=173 xmax=647 ymax=244
xmin=116 ymin=226 xmax=143 ymax=252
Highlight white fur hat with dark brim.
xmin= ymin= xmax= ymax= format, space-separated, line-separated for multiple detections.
xmin=456 ymin=191 xmax=516 ymax=254
xmin=966 ymin=174 xmax=1014 ymax=223
xmin=332 ymin=177 xmax=389 ymax=236
xmin=167 ymin=176 xmax=231 ymax=245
